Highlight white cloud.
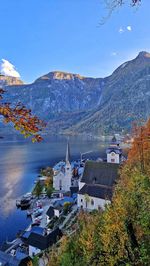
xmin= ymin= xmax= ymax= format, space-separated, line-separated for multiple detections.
xmin=0 ymin=59 xmax=20 ymax=78
xmin=111 ymin=52 xmax=117 ymax=56
xmin=119 ymin=27 xmax=124 ymax=34
xmin=127 ymin=25 xmax=132 ymax=31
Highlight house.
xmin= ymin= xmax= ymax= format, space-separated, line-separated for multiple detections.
xmin=78 ymin=161 xmax=119 ymax=210
xmin=46 ymin=206 xmax=54 ymax=224
xmin=52 ymin=197 xmax=74 ymax=217
xmin=53 ymin=205 xmax=62 ymax=218
xmin=22 ymin=226 xmax=62 ymax=257
xmin=0 ymin=250 xmax=31 ymax=266
xmin=77 ymin=137 xmax=122 ymax=211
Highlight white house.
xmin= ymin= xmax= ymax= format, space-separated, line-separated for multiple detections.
xmin=77 ymin=137 xmax=121 ymax=211
xmin=78 ymin=184 xmax=111 ymax=211
xmin=77 ymin=160 xmax=119 ymax=211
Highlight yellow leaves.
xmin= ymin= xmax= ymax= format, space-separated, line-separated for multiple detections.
xmin=44 ymin=176 xmax=53 ymax=187
xmin=31 ymin=138 xmax=37 ymax=143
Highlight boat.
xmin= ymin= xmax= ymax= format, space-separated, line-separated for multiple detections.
xmin=20 ymin=199 xmax=31 ymax=209
xmin=16 ymin=193 xmax=33 ymax=208
xmin=33 ymin=208 xmax=43 ymax=217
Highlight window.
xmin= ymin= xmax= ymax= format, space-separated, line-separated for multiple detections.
xmin=81 ymin=199 xmax=83 ymax=202
xmin=91 ymin=199 xmax=94 ymax=205
xmin=111 ymin=158 xmax=115 ymax=163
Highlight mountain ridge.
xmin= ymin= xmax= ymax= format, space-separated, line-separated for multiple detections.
xmin=1 ymin=51 xmax=150 ymax=136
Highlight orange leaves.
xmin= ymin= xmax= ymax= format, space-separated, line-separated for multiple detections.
xmin=0 ymin=88 xmax=46 ymax=142
xmin=128 ymin=119 xmax=150 ymax=173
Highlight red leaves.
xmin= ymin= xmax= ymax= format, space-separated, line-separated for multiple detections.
xmin=0 ymin=88 xmax=46 ymax=142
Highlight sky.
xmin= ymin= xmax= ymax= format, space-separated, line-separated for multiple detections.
xmin=0 ymin=0 xmax=150 ymax=83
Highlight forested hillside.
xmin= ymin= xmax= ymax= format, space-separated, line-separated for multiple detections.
xmin=48 ymin=119 xmax=150 ymax=266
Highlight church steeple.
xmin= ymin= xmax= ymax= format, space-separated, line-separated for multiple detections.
xmin=66 ymin=141 xmax=71 ymax=164
xmin=106 ymin=136 xmax=122 ymax=164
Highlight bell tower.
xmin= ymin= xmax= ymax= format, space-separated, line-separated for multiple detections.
xmin=106 ymin=136 xmax=122 ymax=164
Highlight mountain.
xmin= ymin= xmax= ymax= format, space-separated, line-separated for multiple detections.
xmin=2 ymin=71 xmax=103 ymax=134
xmin=1 ymin=51 xmax=150 ymax=136
xmin=0 ymin=74 xmax=23 ymax=86
xmin=67 ymin=51 xmax=150 ymax=135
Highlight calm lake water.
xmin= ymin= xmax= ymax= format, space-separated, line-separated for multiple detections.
xmin=0 ymin=135 xmax=108 ymax=245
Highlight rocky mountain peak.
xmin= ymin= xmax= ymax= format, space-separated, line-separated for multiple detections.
xmin=0 ymin=74 xmax=23 ymax=87
xmin=136 ymin=51 xmax=150 ymax=59
xmin=35 ymin=71 xmax=85 ymax=83
xmin=51 ymin=71 xmax=85 ymax=80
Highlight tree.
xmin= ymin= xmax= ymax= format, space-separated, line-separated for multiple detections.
xmin=46 ymin=185 xmax=53 ymax=198
xmin=34 ymin=181 xmax=43 ymax=198
xmin=63 ymin=202 xmax=72 ymax=215
xmin=105 ymin=0 xmax=141 ymax=9
xmin=128 ymin=119 xmax=150 ymax=174
xmin=101 ymin=0 xmax=142 ymax=23
xmin=0 ymin=88 xmax=45 ymax=142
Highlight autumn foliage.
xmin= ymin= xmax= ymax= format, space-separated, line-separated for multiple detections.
xmin=128 ymin=119 xmax=150 ymax=173
xmin=0 ymin=88 xmax=46 ymax=142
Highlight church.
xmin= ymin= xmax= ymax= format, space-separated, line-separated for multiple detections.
xmin=77 ymin=136 xmax=123 ymax=211
xmin=53 ymin=142 xmax=72 ymax=192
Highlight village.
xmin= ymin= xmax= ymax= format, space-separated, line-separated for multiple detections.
xmin=0 ymin=136 xmax=126 ymax=265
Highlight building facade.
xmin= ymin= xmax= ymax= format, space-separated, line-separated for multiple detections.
xmin=106 ymin=136 xmax=123 ymax=164
xmin=77 ymin=137 xmax=121 ymax=211
xmin=53 ymin=142 xmax=72 ymax=192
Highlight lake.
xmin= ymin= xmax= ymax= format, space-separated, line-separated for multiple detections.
xmin=0 ymin=135 xmax=108 ymax=245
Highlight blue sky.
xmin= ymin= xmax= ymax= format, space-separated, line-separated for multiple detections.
xmin=0 ymin=0 xmax=149 ymax=83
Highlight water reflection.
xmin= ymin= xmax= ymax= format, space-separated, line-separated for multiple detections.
xmin=0 ymin=147 xmax=27 ymax=216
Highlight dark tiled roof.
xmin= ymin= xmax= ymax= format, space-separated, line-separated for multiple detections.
xmin=70 ymin=186 xmax=79 ymax=195
xmin=78 ymin=184 xmax=113 ymax=200
xmin=81 ymin=161 xmax=119 ymax=186
xmin=111 ymin=136 xmax=117 ymax=143
xmin=22 ymin=226 xmax=44 ymax=239
xmin=106 ymin=147 xmax=122 ymax=154
xmin=111 ymin=136 xmax=120 ymax=145
xmin=0 ymin=250 xmax=29 ymax=266
xmin=26 ymin=227 xmax=62 ymax=250
xmin=46 ymin=206 xmax=54 ymax=218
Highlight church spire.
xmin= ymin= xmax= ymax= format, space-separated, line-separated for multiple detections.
xmin=66 ymin=141 xmax=71 ymax=164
